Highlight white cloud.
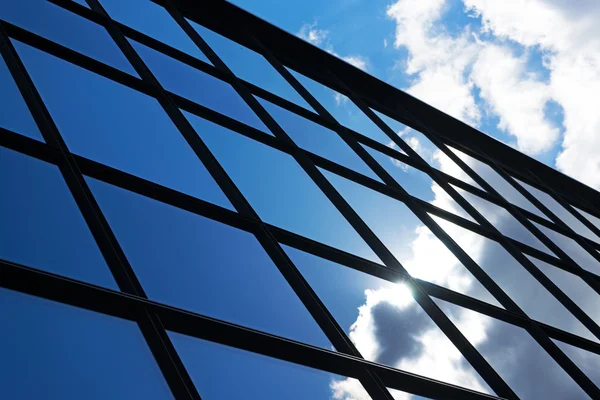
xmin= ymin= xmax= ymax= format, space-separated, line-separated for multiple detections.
xmin=463 ymin=0 xmax=600 ymax=188
xmin=384 ymin=38 xmax=388 ymax=48
xmin=297 ymin=22 xmax=369 ymax=72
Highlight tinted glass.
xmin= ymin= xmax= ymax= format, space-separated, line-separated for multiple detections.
xmin=0 ymin=289 xmax=173 ymax=399
xmin=2 ymin=0 xmax=137 ymax=76
xmin=0 ymin=147 xmax=116 ymax=288
xmin=257 ymin=96 xmax=380 ymax=180
xmin=89 ymin=178 xmax=332 ymax=349
xmin=433 ymin=216 xmax=596 ymax=340
xmin=184 ymin=110 xmax=381 ymax=263
xmin=285 ymin=246 xmax=493 ymax=394
xmin=99 ymin=0 xmax=208 ymax=61
xmin=436 ymin=299 xmax=590 ymax=400
xmin=0 ymin=55 xmax=42 ymax=140
xmin=191 ymin=21 xmax=313 ymax=110
xmin=15 ymin=41 xmax=232 ymax=210
xmin=322 ymin=170 xmax=501 ymax=306
xmin=131 ymin=39 xmax=270 ymax=133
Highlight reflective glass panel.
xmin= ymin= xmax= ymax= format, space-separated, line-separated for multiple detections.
xmin=322 ymin=170 xmax=501 ymax=306
xmin=89 ymin=178 xmax=332 ymax=349
xmin=432 ymin=216 xmax=596 ymax=341
xmin=529 ymin=256 xmax=600 ymax=326
xmin=436 ymin=299 xmax=590 ymax=400
xmin=0 ymin=147 xmax=116 ymax=288
xmin=0 ymin=289 xmax=173 ymax=399
xmin=184 ymin=110 xmax=380 ymax=263
xmin=287 ymin=68 xmax=391 ymax=145
xmin=257 ymin=96 xmax=380 ymax=180
xmin=98 ymin=0 xmax=208 ymax=61
xmin=554 ymin=340 xmax=600 ymax=388
xmin=519 ymin=179 xmax=600 ymax=243
xmin=131 ymin=39 xmax=269 ymax=133
xmin=15 ymin=41 xmax=232 ymax=210
xmin=190 ymin=21 xmax=313 ymax=110
xmin=0 ymin=55 xmax=42 ymax=140
xmin=285 ymin=246 xmax=493 ymax=394
xmin=449 ymin=147 xmax=548 ymax=220
xmin=454 ymin=185 xmax=551 ymax=253
xmin=534 ymin=222 xmax=600 ymax=275
xmin=2 ymin=0 xmax=136 ymax=75
xmin=169 ymin=332 xmax=377 ymax=399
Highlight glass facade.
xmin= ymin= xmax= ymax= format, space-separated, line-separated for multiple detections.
xmin=2 ymin=1 xmax=600 ymax=400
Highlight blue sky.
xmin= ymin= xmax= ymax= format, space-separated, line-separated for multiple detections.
xmin=2 ymin=1 xmax=600 ymax=399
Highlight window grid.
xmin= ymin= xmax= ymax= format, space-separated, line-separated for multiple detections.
xmin=1 ymin=0 xmax=600 ymax=399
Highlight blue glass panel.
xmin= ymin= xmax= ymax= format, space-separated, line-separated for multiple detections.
xmin=575 ymin=207 xmax=600 ymax=236
xmin=529 ymin=256 xmax=600 ymax=326
xmin=364 ymin=145 xmax=476 ymax=223
xmin=0 ymin=55 xmax=42 ymax=140
xmin=284 ymin=246 xmax=492 ymax=393
xmin=1 ymin=0 xmax=136 ymax=75
xmin=98 ymin=0 xmax=208 ymax=61
xmin=15 ymin=41 xmax=232 ymax=210
xmin=0 ymin=289 xmax=173 ymax=399
xmin=183 ymin=111 xmax=380 ymax=263
xmin=88 ymin=178 xmax=332 ymax=349
xmin=454 ymin=185 xmax=551 ymax=253
xmin=190 ymin=21 xmax=313 ymax=110
xmin=534 ymin=222 xmax=600 ymax=275
xmin=519 ymin=179 xmax=600 ymax=243
xmin=71 ymin=0 xmax=89 ymax=7
xmin=0 ymin=147 xmax=116 ymax=288
xmin=436 ymin=299 xmax=589 ymax=400
xmin=449 ymin=147 xmax=548 ymax=220
xmin=256 ymin=97 xmax=380 ymax=180
xmin=321 ymin=171 xmax=501 ymax=307
xmin=287 ymin=68 xmax=391 ymax=145
xmin=433 ymin=216 xmax=596 ymax=341
xmin=169 ymin=332 xmax=376 ymax=399
xmin=130 ymin=39 xmax=270 ymax=133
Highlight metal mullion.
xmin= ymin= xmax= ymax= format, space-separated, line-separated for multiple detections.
xmin=0 ymin=259 xmax=502 ymax=400
xmin=227 ymin=33 xmax=522 ymax=400
xmin=406 ymin=130 xmax=600 ymax=340
xmin=163 ymin=6 xmax=397 ymax=400
xmin=4 ymin=130 xmax=598 ymax=361
xmin=342 ymin=90 xmax=600 ymax=396
xmin=84 ymin=5 xmax=397 ymax=400
xmin=476 ymin=156 xmax=600 ymax=298
xmin=0 ymin=22 xmax=200 ymax=400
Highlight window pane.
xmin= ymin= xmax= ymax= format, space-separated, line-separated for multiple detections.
xmin=190 ymin=21 xmax=313 ymax=111
xmin=534 ymin=222 xmax=600 ymax=275
xmin=284 ymin=246 xmax=493 ymax=394
xmin=131 ymin=39 xmax=270 ymax=133
xmin=0 ymin=288 xmax=173 ymax=399
xmin=184 ymin=110 xmax=381 ymax=263
xmin=0 ymin=147 xmax=116 ymax=289
xmin=169 ymin=332 xmax=377 ymax=399
xmin=575 ymin=207 xmax=600 ymax=234
xmin=88 ymin=178 xmax=332 ymax=349
xmin=528 ymin=256 xmax=600 ymax=325
xmin=287 ymin=68 xmax=391 ymax=145
xmin=364 ymin=145 xmax=476 ymax=223
xmin=257 ymin=97 xmax=380 ymax=180
xmin=0 ymin=55 xmax=42 ymax=140
xmin=554 ymin=340 xmax=600 ymax=388
xmin=435 ymin=299 xmax=589 ymax=400
xmin=519 ymin=179 xmax=600 ymax=243
xmin=15 ymin=41 xmax=232 ymax=210
xmin=449 ymin=147 xmax=548 ymax=220
xmin=433 ymin=216 xmax=596 ymax=341
xmin=2 ymin=0 xmax=136 ymax=75
xmin=322 ymin=170 xmax=501 ymax=306
xmin=98 ymin=0 xmax=208 ymax=61
xmin=454 ymin=185 xmax=551 ymax=253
